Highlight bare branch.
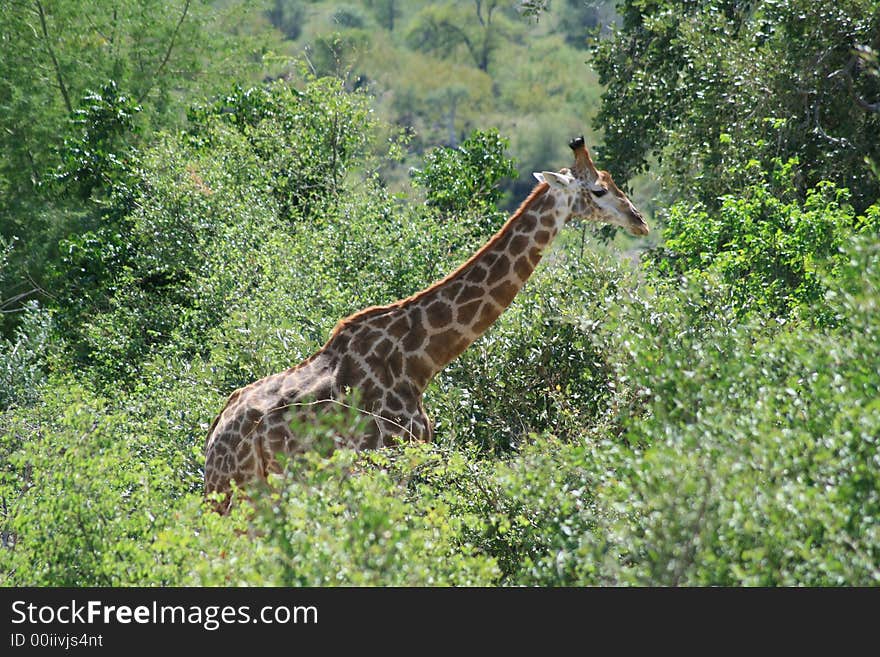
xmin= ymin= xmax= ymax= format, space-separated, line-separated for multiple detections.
xmin=33 ymin=0 xmax=72 ymax=113
xmin=814 ymin=104 xmax=854 ymax=149
xmin=0 ymin=289 xmax=40 ymax=312
xmin=828 ymin=57 xmax=880 ymax=114
xmin=137 ymin=0 xmax=192 ymax=104
xmin=474 ymin=0 xmax=485 ymax=27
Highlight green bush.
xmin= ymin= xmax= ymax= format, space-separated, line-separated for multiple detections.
xmin=54 ymin=82 xmax=142 ymax=202
xmin=411 ymin=128 xmax=517 ymax=221
xmin=577 ymin=236 xmax=880 ymax=585
xmin=54 ymin=77 xmax=382 ymax=386
xmin=188 ymin=444 xmax=499 ymax=586
xmin=431 ymin=246 xmax=636 ymax=453
xmin=591 ymin=0 xmax=880 ymax=212
xmin=0 ymin=383 xmax=190 ymax=585
xmin=187 ymin=78 xmax=375 ymax=222
xmin=0 ymin=301 xmax=52 ymax=410
xmin=650 ymin=161 xmax=878 ymax=320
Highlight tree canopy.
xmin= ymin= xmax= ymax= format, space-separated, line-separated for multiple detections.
xmin=591 ymin=0 xmax=880 ymax=211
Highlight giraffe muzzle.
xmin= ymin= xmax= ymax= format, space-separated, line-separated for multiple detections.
xmin=629 ymin=220 xmax=650 ymax=236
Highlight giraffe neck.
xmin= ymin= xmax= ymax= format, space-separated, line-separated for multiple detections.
xmin=398 ymin=181 xmax=568 ymax=388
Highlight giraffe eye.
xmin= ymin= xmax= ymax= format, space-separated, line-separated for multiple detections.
xmin=590 ymin=187 xmax=608 ymax=198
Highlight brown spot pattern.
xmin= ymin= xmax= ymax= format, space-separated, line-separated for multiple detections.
xmin=387 ymin=316 xmax=409 ymax=339
xmin=374 ymin=338 xmax=393 ymax=359
xmin=518 ymin=213 xmax=537 ymax=233
xmin=367 ymin=354 xmax=392 ymax=387
xmin=487 ymin=255 xmax=511 ymax=285
xmin=388 ymin=349 xmax=404 ymax=378
xmin=406 ymin=356 xmax=433 ymax=386
xmin=509 ymin=234 xmax=529 ymax=256
xmin=465 ymin=265 xmax=487 ymax=283
xmin=532 ymin=192 xmax=556 ymax=213
xmin=490 ymin=280 xmax=519 ymax=306
xmin=402 ymin=309 xmax=426 ymax=351
xmin=457 ymin=284 xmax=484 ymax=303
xmin=514 ymin=256 xmax=533 ymax=280
xmin=368 ymin=313 xmax=394 ymax=330
xmin=204 ymin=181 xmax=578 ymax=514
xmin=457 ymin=299 xmax=482 ymax=325
xmin=474 ymin=305 xmax=501 ymax=333
xmin=528 ymin=246 xmax=543 ymax=265
xmin=426 ymin=300 xmax=453 ymax=328
xmin=426 ymin=328 xmax=463 ymax=364
xmin=440 ymin=281 xmax=463 ymax=301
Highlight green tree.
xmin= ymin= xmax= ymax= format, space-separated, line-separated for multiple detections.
xmin=304 ymin=30 xmax=373 ymax=86
xmin=651 ymin=159 xmax=879 ymax=320
xmin=411 ymin=128 xmax=517 ymax=217
xmin=54 ymin=81 xmax=142 ymax=201
xmin=266 ymin=0 xmax=306 ymax=40
xmin=53 ymin=77 xmax=378 ymax=383
xmin=557 ymin=1 xmax=617 ymax=49
xmin=406 ymin=1 xmax=520 ymax=72
xmin=365 ymin=0 xmax=402 ymax=31
xmin=590 ymin=0 xmax=880 ymax=212
xmin=0 ymin=0 xmax=276 ymax=332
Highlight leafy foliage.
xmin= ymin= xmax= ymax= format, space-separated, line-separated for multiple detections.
xmin=186 ymin=78 xmax=376 ymax=220
xmin=0 ymin=0 xmax=280 ymax=332
xmin=0 ymin=302 xmax=52 ymax=410
xmin=406 ymin=1 xmax=518 ymax=73
xmin=267 ymin=0 xmax=306 ymax=40
xmin=651 ymin=158 xmax=878 ymax=319
xmin=411 ymin=128 xmax=517 ymax=217
xmin=591 ymin=0 xmax=880 ymax=211
xmin=584 ymin=237 xmax=880 ymax=585
xmin=55 ymin=82 xmax=142 ymax=201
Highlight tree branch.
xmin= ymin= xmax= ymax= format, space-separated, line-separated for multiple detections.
xmin=422 ymin=16 xmax=478 ymax=70
xmin=474 ymin=0 xmax=485 ymax=27
xmin=828 ymin=58 xmax=880 ymax=114
xmin=33 ymin=0 xmax=72 ymax=114
xmin=137 ymin=0 xmax=191 ymax=104
xmin=814 ymin=103 xmax=854 ymax=149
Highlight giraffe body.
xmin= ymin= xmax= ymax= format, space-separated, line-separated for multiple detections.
xmin=204 ymin=138 xmax=648 ymax=512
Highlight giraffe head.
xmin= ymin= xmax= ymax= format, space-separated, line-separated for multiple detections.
xmin=533 ymin=136 xmax=649 ymax=236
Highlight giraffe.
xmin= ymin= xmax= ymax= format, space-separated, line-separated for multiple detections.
xmin=204 ymin=136 xmax=649 ymax=512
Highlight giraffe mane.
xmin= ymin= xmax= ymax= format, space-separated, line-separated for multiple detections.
xmin=270 ymin=181 xmax=552 ymax=381
xmin=325 ymin=180 xmax=552 ymax=339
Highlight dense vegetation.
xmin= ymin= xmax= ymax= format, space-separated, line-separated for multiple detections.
xmin=1 ymin=0 xmax=878 ymax=586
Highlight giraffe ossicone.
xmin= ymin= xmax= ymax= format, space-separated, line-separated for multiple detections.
xmin=204 ymin=136 xmax=649 ymax=513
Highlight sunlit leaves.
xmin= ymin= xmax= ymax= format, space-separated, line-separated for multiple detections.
xmin=591 ymin=0 xmax=880 ymax=211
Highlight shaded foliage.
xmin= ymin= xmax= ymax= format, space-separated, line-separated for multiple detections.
xmin=591 ymin=0 xmax=880 ymax=211
xmin=650 ymin=158 xmax=878 ymax=320
xmin=411 ymin=128 xmax=517 ymax=218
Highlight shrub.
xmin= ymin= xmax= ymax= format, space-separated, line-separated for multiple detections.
xmin=4 ymin=69 xmax=878 ymax=588
xmin=0 ymin=301 xmax=52 ymax=410
xmin=0 ymin=384 xmax=189 ymax=585
xmin=650 ymin=161 xmax=879 ymax=320
xmin=431 ymin=245 xmax=637 ymax=453
xmin=411 ymin=128 xmax=517 ymax=221
xmin=578 ymin=236 xmax=880 ymax=585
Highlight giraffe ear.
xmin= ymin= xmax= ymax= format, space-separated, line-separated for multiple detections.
xmin=536 ymin=171 xmax=574 ymax=189
xmin=532 ymin=172 xmax=546 ymax=184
